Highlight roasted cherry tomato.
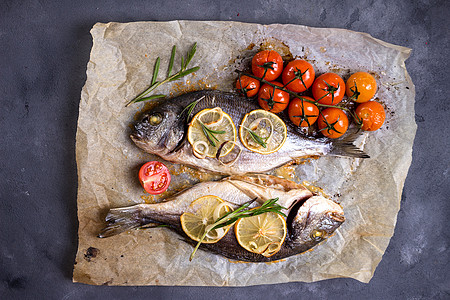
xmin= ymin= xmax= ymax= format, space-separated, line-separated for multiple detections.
xmin=355 ymin=101 xmax=386 ymax=131
xmin=258 ymin=82 xmax=290 ymax=113
xmin=236 ymin=75 xmax=260 ymax=97
xmin=346 ymin=72 xmax=377 ymax=103
xmin=317 ymin=108 xmax=349 ymax=139
xmin=251 ymin=50 xmax=283 ymax=81
xmin=138 ymin=161 xmax=171 ymax=194
xmin=282 ymin=60 xmax=315 ymax=93
xmin=312 ymin=73 xmax=345 ymax=105
xmin=288 ymin=96 xmax=319 ymax=127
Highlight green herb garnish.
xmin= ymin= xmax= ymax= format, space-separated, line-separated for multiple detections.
xmin=180 ymin=96 xmax=204 ymax=122
xmin=189 ymin=198 xmax=286 ymax=261
xmin=242 ymin=125 xmax=268 ymax=148
xmin=199 ymin=120 xmax=225 ymax=147
xmin=126 ymin=43 xmax=200 ymax=107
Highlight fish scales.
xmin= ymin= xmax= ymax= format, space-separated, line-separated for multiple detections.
xmin=99 ymin=175 xmax=345 ymax=262
xmin=131 ymin=90 xmax=368 ymax=175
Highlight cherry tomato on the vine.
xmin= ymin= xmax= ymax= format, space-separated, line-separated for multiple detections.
xmin=346 ymin=72 xmax=377 ymax=103
xmin=355 ymin=101 xmax=386 ymax=131
xmin=317 ymin=108 xmax=349 ymax=139
xmin=258 ymin=81 xmax=290 ymax=113
xmin=282 ymin=60 xmax=315 ymax=93
xmin=138 ymin=161 xmax=171 ymax=195
xmin=312 ymin=73 xmax=345 ymax=105
xmin=251 ymin=50 xmax=283 ymax=81
xmin=288 ymin=96 xmax=319 ymax=127
xmin=236 ymin=75 xmax=260 ymax=97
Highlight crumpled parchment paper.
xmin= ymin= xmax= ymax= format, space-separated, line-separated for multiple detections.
xmin=73 ymin=21 xmax=416 ymax=286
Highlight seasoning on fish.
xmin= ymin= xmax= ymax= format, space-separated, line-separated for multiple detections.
xmin=98 ymin=174 xmax=345 ymax=262
xmin=130 ymin=90 xmax=369 ymax=175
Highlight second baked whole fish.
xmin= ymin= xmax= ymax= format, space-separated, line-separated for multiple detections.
xmin=99 ymin=174 xmax=345 ymax=262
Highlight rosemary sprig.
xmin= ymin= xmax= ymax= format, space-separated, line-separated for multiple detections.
xmin=125 ymin=43 xmax=200 ymax=107
xmin=198 ymin=120 xmax=225 ymax=147
xmin=189 ymin=198 xmax=286 ymax=261
xmin=241 ymin=125 xmax=268 ymax=148
xmin=180 ymin=96 xmax=204 ymax=122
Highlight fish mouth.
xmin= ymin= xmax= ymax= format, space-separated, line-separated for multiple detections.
xmin=130 ymin=130 xmax=143 ymax=141
xmin=130 ymin=130 xmax=146 ymax=147
xmin=329 ymin=211 xmax=345 ymax=223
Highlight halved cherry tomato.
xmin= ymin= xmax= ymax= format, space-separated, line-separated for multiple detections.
xmin=355 ymin=101 xmax=386 ymax=131
xmin=252 ymin=50 xmax=283 ymax=81
xmin=282 ymin=60 xmax=315 ymax=93
xmin=346 ymin=72 xmax=377 ymax=103
xmin=312 ymin=73 xmax=345 ymax=105
xmin=236 ymin=75 xmax=260 ymax=97
xmin=288 ymin=96 xmax=319 ymax=127
xmin=138 ymin=161 xmax=171 ymax=194
xmin=317 ymin=108 xmax=349 ymax=139
xmin=258 ymin=82 xmax=290 ymax=113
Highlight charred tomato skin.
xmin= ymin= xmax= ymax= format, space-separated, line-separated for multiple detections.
xmin=355 ymin=101 xmax=386 ymax=131
xmin=252 ymin=50 xmax=284 ymax=81
xmin=346 ymin=72 xmax=377 ymax=103
xmin=288 ymin=96 xmax=319 ymax=127
xmin=317 ymin=108 xmax=349 ymax=139
xmin=138 ymin=161 xmax=171 ymax=194
xmin=258 ymin=81 xmax=290 ymax=113
xmin=236 ymin=75 xmax=260 ymax=97
xmin=282 ymin=60 xmax=315 ymax=93
xmin=312 ymin=73 xmax=346 ymax=105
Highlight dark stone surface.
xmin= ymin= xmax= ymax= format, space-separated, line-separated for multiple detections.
xmin=1 ymin=0 xmax=449 ymax=299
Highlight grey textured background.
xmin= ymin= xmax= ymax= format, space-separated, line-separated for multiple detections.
xmin=1 ymin=0 xmax=449 ymax=299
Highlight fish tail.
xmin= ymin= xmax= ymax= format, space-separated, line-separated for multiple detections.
xmin=98 ymin=205 xmax=149 ymax=238
xmin=329 ymin=132 xmax=370 ymax=158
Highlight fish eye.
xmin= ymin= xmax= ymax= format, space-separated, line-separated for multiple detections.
xmin=147 ymin=112 xmax=163 ymax=126
xmin=310 ymin=229 xmax=326 ymax=241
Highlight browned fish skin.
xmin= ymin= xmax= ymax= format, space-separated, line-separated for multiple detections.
xmin=130 ymin=90 xmax=368 ymax=175
xmin=98 ymin=175 xmax=345 ymax=262
xmin=165 ymin=197 xmax=344 ymax=262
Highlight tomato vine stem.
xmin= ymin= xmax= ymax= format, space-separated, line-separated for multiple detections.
xmin=236 ymin=70 xmax=361 ymax=124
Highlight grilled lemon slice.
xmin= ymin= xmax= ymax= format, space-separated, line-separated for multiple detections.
xmin=239 ymin=109 xmax=287 ymax=154
xmin=187 ymin=107 xmax=236 ymax=158
xmin=181 ymin=195 xmax=232 ymax=243
xmin=235 ymin=211 xmax=287 ymax=257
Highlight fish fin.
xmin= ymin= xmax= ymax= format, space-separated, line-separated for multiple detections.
xmin=224 ymin=174 xmax=306 ymax=192
xmin=329 ymin=132 xmax=370 ymax=158
xmin=98 ymin=205 xmax=153 ymax=238
xmin=224 ymin=179 xmax=265 ymax=202
xmin=288 ymin=122 xmax=369 ymax=158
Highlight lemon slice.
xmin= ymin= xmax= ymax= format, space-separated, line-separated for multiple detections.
xmin=180 ymin=195 xmax=233 ymax=243
xmin=188 ymin=107 xmax=237 ymax=158
xmin=235 ymin=211 xmax=287 ymax=257
xmin=239 ymin=110 xmax=287 ymax=154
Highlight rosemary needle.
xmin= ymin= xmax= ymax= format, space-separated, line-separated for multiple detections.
xmin=189 ymin=198 xmax=286 ymax=261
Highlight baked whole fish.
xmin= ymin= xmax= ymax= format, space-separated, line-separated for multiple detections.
xmin=131 ymin=90 xmax=368 ymax=175
xmin=99 ymin=174 xmax=345 ymax=262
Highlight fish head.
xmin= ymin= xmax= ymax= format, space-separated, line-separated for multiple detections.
xmin=131 ymin=102 xmax=185 ymax=154
xmin=289 ymin=196 xmax=345 ymax=245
